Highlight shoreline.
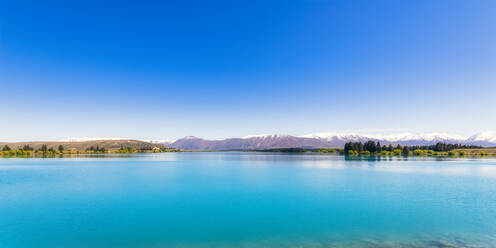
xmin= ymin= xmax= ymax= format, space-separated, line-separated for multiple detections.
xmin=1 ymin=148 xmax=495 ymax=158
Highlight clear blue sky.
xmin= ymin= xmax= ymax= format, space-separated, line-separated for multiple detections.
xmin=1 ymin=0 xmax=495 ymax=141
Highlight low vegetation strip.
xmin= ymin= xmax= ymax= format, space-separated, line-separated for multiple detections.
xmin=256 ymin=142 xmax=494 ymax=157
xmin=0 ymin=140 xmax=180 ymax=157
xmin=343 ymin=141 xmax=490 ymax=157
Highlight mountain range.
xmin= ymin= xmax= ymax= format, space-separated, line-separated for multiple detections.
xmin=168 ymin=131 xmax=496 ymax=150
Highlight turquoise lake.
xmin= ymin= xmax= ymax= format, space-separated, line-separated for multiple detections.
xmin=0 ymin=153 xmax=495 ymax=247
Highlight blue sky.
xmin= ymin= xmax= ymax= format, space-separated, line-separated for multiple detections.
xmin=1 ymin=0 xmax=495 ymax=141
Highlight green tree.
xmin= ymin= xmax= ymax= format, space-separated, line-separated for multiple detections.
xmin=413 ymin=149 xmax=426 ymax=156
xmin=2 ymin=145 xmax=11 ymax=151
xmin=402 ymin=146 xmax=409 ymax=156
xmin=58 ymin=145 xmax=64 ymax=153
xmin=363 ymin=141 xmax=377 ymax=153
xmin=22 ymin=145 xmax=34 ymax=151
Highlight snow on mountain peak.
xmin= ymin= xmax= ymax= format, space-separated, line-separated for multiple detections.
xmin=299 ymin=132 xmax=467 ymax=142
xmin=243 ymin=134 xmax=289 ymax=139
xmin=467 ymin=131 xmax=496 ymax=143
xmin=300 ymin=132 xmax=381 ymax=140
xmin=183 ymin=136 xmax=201 ymax=140
xmin=383 ymin=133 xmax=467 ymax=142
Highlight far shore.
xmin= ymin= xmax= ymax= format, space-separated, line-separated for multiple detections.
xmin=1 ymin=139 xmax=495 ymax=158
xmin=1 ymin=147 xmax=495 ymax=158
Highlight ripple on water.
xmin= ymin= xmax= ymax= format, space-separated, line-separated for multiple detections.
xmin=150 ymin=232 xmax=496 ymax=248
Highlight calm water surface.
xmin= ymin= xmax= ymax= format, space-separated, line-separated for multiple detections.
xmin=0 ymin=153 xmax=495 ymax=247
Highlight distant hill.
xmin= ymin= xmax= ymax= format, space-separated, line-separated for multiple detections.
xmin=170 ymin=132 xmax=496 ymax=150
xmin=170 ymin=135 xmax=330 ymax=151
xmin=0 ymin=139 xmax=167 ymax=151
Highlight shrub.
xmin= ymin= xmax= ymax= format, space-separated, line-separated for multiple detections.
xmin=347 ymin=150 xmax=358 ymax=156
xmin=380 ymin=150 xmax=390 ymax=156
xmin=413 ymin=149 xmax=426 ymax=156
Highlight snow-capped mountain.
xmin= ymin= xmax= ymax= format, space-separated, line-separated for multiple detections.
xmin=170 ymin=132 xmax=496 ymax=150
xmin=466 ymin=131 xmax=496 ymax=147
xmin=243 ymin=134 xmax=289 ymax=139
xmin=300 ymin=132 xmax=467 ymax=146
xmin=171 ymin=135 xmax=328 ymax=150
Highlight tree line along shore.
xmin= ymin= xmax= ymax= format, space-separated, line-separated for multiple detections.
xmin=343 ymin=141 xmax=492 ymax=157
xmin=258 ymin=142 xmax=495 ymax=157
xmin=0 ymin=140 xmax=494 ymax=158
xmin=0 ymin=140 xmax=180 ymax=157
xmin=0 ymin=144 xmax=180 ymax=157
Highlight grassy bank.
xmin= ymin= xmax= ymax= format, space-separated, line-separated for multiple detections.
xmin=258 ymin=147 xmax=496 ymax=158
xmin=344 ymin=148 xmax=494 ymax=157
xmin=452 ymin=148 xmax=496 ymax=157
xmin=2 ymin=147 xmax=495 ymax=158
xmin=0 ymin=147 xmax=182 ymax=158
